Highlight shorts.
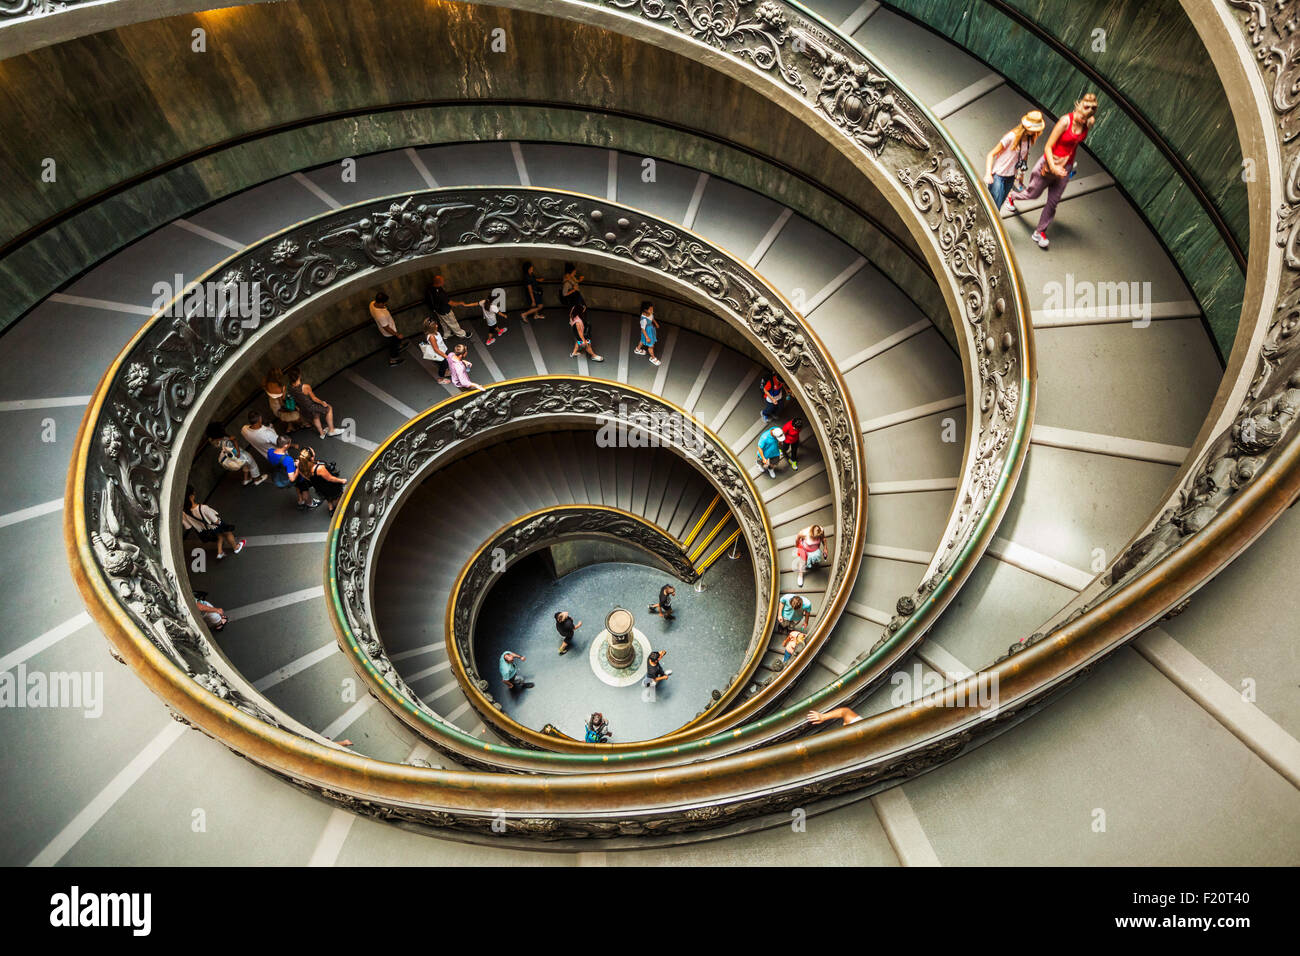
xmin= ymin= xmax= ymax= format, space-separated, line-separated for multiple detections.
xmin=197 ymin=522 xmax=234 ymax=542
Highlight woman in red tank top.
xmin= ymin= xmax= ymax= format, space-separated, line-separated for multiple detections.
xmin=1007 ymin=93 xmax=1099 ymax=249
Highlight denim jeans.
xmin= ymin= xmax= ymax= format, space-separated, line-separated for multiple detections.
xmin=988 ymin=174 xmax=1014 ymax=211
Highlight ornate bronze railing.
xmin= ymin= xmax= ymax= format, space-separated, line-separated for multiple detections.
xmin=328 ymin=381 xmax=777 ymax=754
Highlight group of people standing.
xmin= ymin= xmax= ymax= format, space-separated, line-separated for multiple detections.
xmin=983 ymin=93 xmax=1098 ymax=249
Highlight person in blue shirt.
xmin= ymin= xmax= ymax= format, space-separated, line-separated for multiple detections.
xmin=778 ymin=593 xmax=814 ymax=631
xmin=267 ymin=434 xmax=318 ymax=510
xmin=499 ymin=651 xmax=533 ymax=690
xmin=757 ymin=425 xmax=784 ymax=478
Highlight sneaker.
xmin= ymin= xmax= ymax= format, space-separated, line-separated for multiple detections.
xmin=242 ymin=476 xmax=252 ymax=486
xmin=253 ymin=474 xmax=268 ymax=486
xmin=1006 ymin=196 xmax=1017 ymax=213
xmin=309 ymin=499 xmax=322 ymax=509
xmin=521 ymin=681 xmax=535 ymax=689
xmin=797 ymin=572 xmax=805 ymax=587
xmin=591 ymin=355 xmax=605 ymax=363
xmin=216 ymin=552 xmax=225 ymax=560
xmin=1032 ymin=230 xmax=1049 ymax=249
xmin=388 ymin=357 xmax=405 ymax=366
xmin=649 ymin=357 xmax=661 ymax=366
xmin=485 ymin=335 xmax=496 ymax=346
xmin=497 ymin=327 xmax=508 ymax=337
xmin=663 ymin=669 xmax=672 ymax=677
xmin=634 ymin=347 xmax=646 ymax=355
xmin=456 ymin=331 xmax=470 ymax=338
xmin=789 ymin=460 xmax=798 ymax=471
xmin=327 ymin=428 xmax=345 ymax=437
xmin=234 ymin=539 xmax=246 ymax=554
xmin=648 ymin=604 xmax=657 ymax=613
xmin=767 ymin=468 xmax=776 ymax=479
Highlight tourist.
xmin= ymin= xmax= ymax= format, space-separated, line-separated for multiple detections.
xmin=643 ymin=649 xmax=672 ymax=687
xmin=448 ymin=342 xmax=484 ymax=391
xmin=181 ymin=486 xmax=244 ymax=559
xmin=792 ymin=524 xmax=828 ymax=588
xmin=476 ymin=297 xmax=509 ymax=345
xmin=560 ymin=262 xmax=585 ymax=310
xmin=555 ymin=610 xmax=582 ymax=655
xmin=268 ymin=434 xmax=317 ymax=507
xmin=419 ymin=318 xmax=451 ymax=382
xmin=194 ymin=594 xmax=228 ymax=632
xmin=585 ymin=712 xmax=611 ymax=743
xmin=425 ymin=275 xmax=470 ymax=339
xmin=1007 ymin=93 xmax=1098 ymax=249
xmin=649 ymin=583 xmax=676 ymax=621
xmin=369 ymin=290 xmax=404 ymax=366
xmin=761 ymin=372 xmax=786 ymax=422
xmin=780 ymin=417 xmax=803 ymax=471
xmin=806 ymin=707 xmax=861 ymax=726
xmin=304 ymin=451 xmax=346 ymax=514
xmin=635 ymin=300 xmax=660 ymax=366
xmin=241 ymin=411 xmax=281 ymax=462
xmin=286 ymin=367 xmax=344 ymax=439
xmin=288 ymin=444 xmax=320 ymax=509
xmin=499 ymin=651 xmax=534 ymax=690
xmin=778 ymin=593 xmax=813 ymax=631
xmin=568 ymin=303 xmax=604 ymax=363
xmin=263 ymin=368 xmax=303 ymax=430
xmin=757 ymin=424 xmax=784 ymax=479
xmin=781 ymin=629 xmax=807 ymax=665
xmin=521 ymin=261 xmax=545 ymax=323
xmin=205 ymin=423 xmax=265 ymax=486
xmin=983 ymin=110 xmax=1045 ymax=212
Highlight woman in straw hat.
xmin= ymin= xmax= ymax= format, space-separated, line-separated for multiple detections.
xmin=984 ymin=110 xmax=1046 ymax=212
xmin=1008 ymin=93 xmax=1100 ymax=249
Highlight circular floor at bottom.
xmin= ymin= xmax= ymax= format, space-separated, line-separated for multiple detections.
xmin=473 ymin=556 xmax=756 ymax=742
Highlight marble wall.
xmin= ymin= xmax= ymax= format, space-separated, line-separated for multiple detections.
xmin=884 ymin=0 xmax=1246 ymax=359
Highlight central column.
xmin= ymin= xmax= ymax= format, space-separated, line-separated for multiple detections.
xmin=605 ymin=607 xmax=636 ymax=668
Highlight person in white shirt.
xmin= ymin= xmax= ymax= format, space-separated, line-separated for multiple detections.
xmin=477 ymin=298 xmax=509 ymax=345
xmin=240 ymin=411 xmax=282 ymax=460
xmin=370 ymin=290 xmax=404 ymax=366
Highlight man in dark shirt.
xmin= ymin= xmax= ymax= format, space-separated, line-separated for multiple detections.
xmin=555 ymin=610 xmax=581 ymax=655
xmin=649 ymin=584 xmax=676 ymax=621
xmin=425 ymin=275 xmax=470 ymax=338
xmin=644 ymin=650 xmax=672 ymax=686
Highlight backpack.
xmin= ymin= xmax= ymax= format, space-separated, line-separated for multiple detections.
xmin=585 ymin=725 xmax=608 ymax=743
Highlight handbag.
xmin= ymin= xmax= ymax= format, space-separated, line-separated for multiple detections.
xmin=418 ymin=339 xmax=440 ymax=361
xmin=282 ymin=394 xmax=296 ymax=412
xmin=217 ymin=439 xmax=244 ymax=472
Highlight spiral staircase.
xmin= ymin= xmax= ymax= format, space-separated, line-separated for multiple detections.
xmin=1 ymin=0 xmax=1298 ymax=865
